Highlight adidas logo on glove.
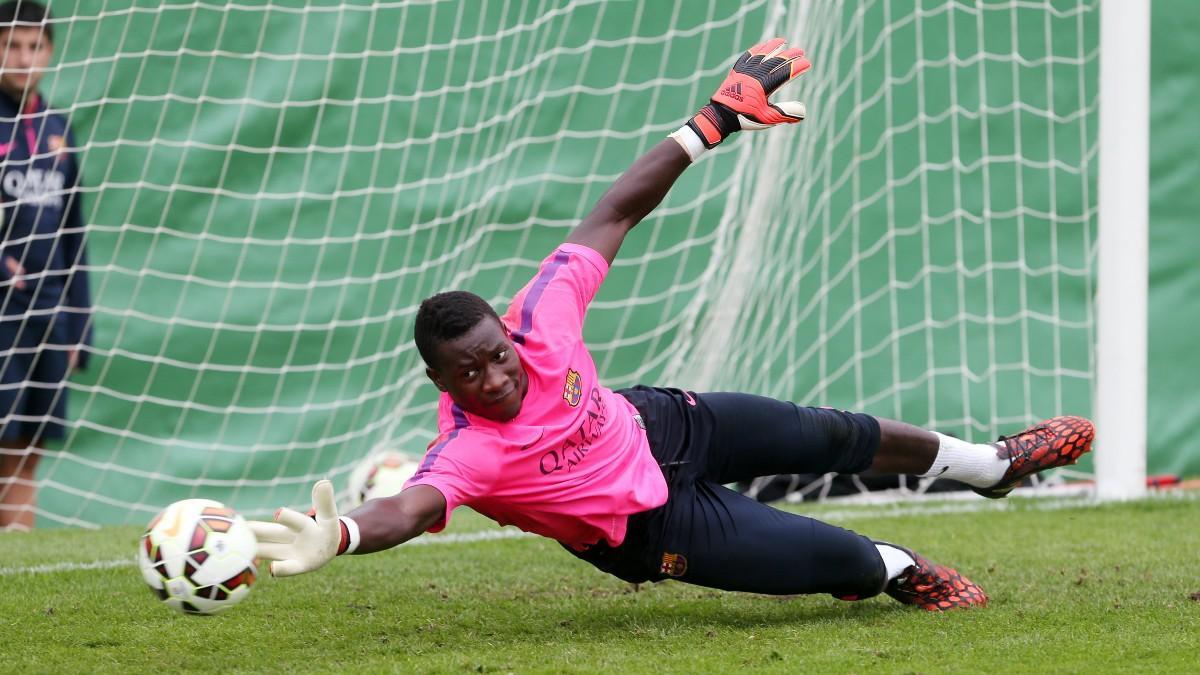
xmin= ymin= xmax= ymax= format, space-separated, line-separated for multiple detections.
xmin=720 ymin=82 xmax=744 ymax=102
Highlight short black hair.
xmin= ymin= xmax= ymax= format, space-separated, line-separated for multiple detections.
xmin=0 ymin=0 xmax=53 ymax=42
xmin=414 ymin=291 xmax=501 ymax=368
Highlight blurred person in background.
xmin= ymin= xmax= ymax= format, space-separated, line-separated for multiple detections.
xmin=0 ymin=0 xmax=92 ymax=530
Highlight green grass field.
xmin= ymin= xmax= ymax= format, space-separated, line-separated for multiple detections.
xmin=2 ymin=495 xmax=1197 ymax=673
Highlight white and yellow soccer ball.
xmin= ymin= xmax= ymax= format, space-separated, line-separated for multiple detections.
xmin=345 ymin=451 xmax=421 ymax=509
xmin=137 ymin=499 xmax=258 ymax=615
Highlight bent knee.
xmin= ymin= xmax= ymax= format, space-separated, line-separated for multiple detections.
xmin=814 ymin=530 xmax=887 ymax=599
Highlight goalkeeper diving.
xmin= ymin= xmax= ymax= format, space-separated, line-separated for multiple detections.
xmin=250 ymin=39 xmax=1094 ymax=611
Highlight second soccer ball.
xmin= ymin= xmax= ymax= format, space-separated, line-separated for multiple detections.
xmin=345 ymin=451 xmax=421 ymax=509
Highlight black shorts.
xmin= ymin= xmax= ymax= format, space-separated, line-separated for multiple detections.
xmin=0 ymin=315 xmax=72 ymax=443
xmin=568 ymin=386 xmax=887 ymax=599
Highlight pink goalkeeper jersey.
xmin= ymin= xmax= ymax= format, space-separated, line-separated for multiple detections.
xmin=404 ymin=244 xmax=668 ymax=548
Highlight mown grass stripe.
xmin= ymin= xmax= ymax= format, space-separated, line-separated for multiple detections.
xmin=0 ymin=528 xmax=531 ymax=576
xmin=4 ymin=491 xmax=1195 ymax=576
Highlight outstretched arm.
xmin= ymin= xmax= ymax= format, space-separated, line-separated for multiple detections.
xmin=566 ymin=38 xmax=811 ymax=265
xmin=247 ymin=481 xmax=446 ymax=576
xmin=341 ymin=484 xmax=445 ymax=554
xmin=564 ymin=140 xmax=691 ymax=265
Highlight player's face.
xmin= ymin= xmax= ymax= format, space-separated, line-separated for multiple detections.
xmin=0 ymin=28 xmax=53 ymax=99
xmin=427 ymin=316 xmax=528 ymax=422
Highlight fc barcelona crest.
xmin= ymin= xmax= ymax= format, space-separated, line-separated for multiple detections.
xmin=660 ymin=552 xmax=687 ymax=577
xmin=562 ymin=369 xmax=582 ymax=407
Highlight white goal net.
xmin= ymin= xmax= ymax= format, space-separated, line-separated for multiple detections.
xmin=11 ymin=0 xmax=1097 ymax=527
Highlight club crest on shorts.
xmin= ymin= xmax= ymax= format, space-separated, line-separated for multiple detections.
xmin=562 ymin=368 xmax=582 ymax=407
xmin=660 ymin=552 xmax=687 ymax=577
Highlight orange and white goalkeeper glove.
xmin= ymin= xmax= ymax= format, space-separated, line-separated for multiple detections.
xmin=671 ymin=38 xmax=811 ymax=161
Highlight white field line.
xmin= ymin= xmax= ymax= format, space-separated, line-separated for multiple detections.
xmin=1 ymin=558 xmax=136 ymax=575
xmin=816 ymin=485 xmax=1198 ymax=520
xmin=0 ymin=528 xmax=532 ymax=577
xmin=3 ymin=490 xmax=1195 ymax=577
xmin=814 ymin=496 xmax=1088 ymax=522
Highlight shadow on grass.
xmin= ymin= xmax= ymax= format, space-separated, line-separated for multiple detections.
xmin=366 ymin=582 xmax=912 ymax=650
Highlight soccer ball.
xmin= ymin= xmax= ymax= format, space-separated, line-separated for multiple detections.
xmin=345 ymin=451 xmax=420 ymax=509
xmin=137 ymin=499 xmax=258 ymax=616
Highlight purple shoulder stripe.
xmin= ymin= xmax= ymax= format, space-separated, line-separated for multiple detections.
xmin=413 ymin=404 xmax=471 ymax=478
xmin=510 ymin=250 xmax=571 ymax=345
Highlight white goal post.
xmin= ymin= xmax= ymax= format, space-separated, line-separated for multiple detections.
xmin=1094 ymin=0 xmax=1148 ymax=500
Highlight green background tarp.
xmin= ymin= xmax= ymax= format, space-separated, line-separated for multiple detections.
xmin=21 ymin=0 xmax=1196 ymax=527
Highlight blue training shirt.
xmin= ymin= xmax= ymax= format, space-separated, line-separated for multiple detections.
xmin=0 ymin=90 xmax=91 ymax=364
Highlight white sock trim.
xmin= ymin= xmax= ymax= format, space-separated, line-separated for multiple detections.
xmin=875 ymin=544 xmax=915 ymax=581
xmin=920 ymin=432 xmax=1009 ymax=488
xmin=669 ymin=125 xmax=708 ymax=162
xmin=339 ymin=516 xmax=361 ymax=555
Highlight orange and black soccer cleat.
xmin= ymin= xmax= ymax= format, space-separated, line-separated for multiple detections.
xmin=685 ymin=37 xmax=812 ymax=149
xmin=881 ymin=544 xmax=988 ymax=611
xmin=972 ymin=416 xmax=1095 ymax=499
